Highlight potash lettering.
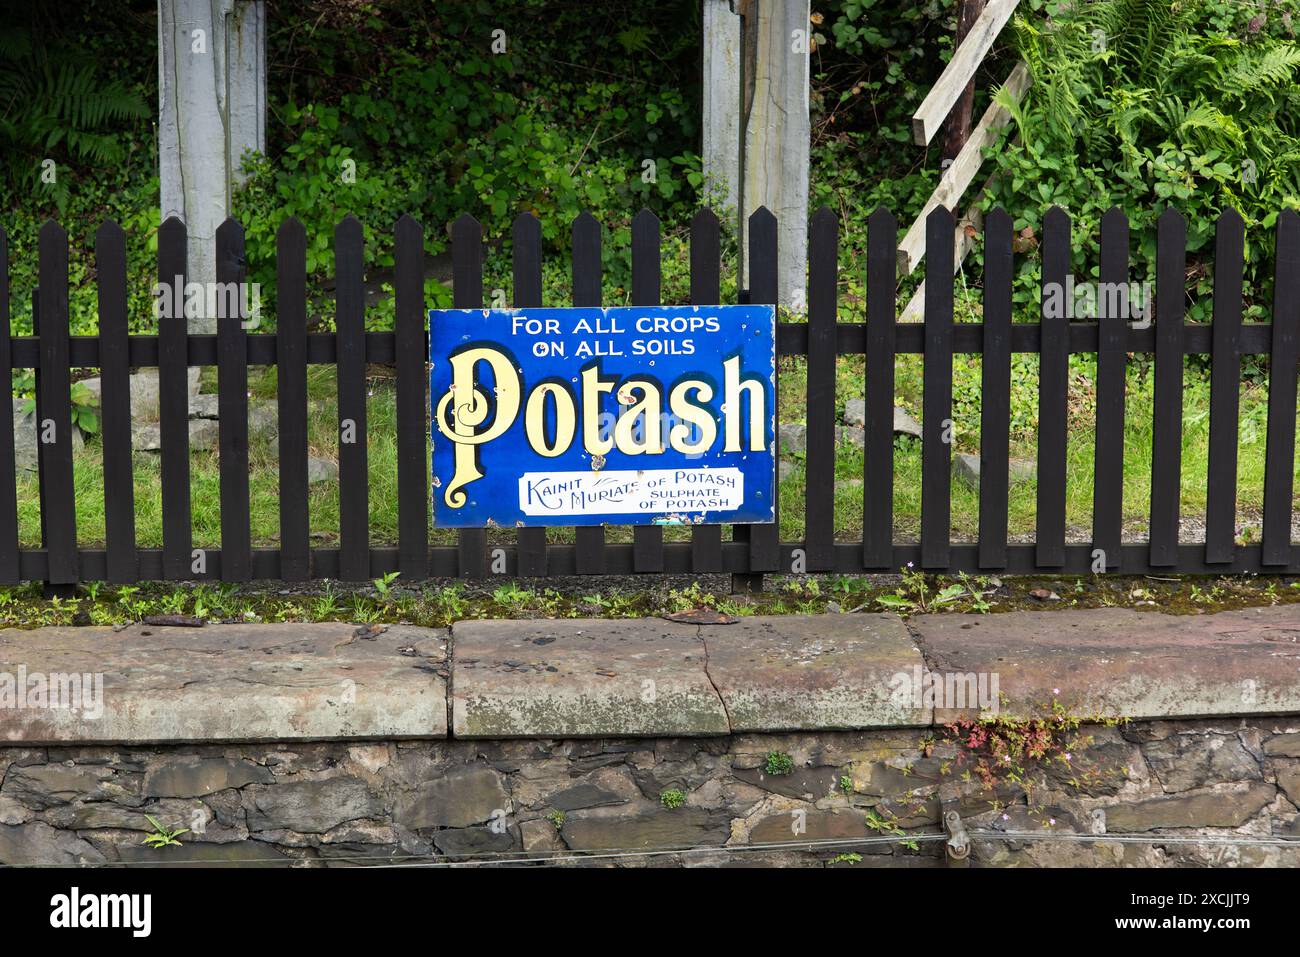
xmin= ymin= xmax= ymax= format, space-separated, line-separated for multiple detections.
xmin=433 ymin=349 xmax=766 ymax=508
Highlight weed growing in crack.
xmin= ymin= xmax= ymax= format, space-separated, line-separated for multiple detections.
xmin=765 ymin=751 xmax=794 ymax=776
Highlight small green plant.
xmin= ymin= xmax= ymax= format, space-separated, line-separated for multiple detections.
xmin=864 ymin=808 xmax=918 ymax=851
xmin=312 ymin=584 xmax=339 ymax=620
xmin=190 ymin=586 xmax=212 ymax=621
xmin=659 ymin=788 xmax=686 ymax=809
xmin=829 ymin=852 xmax=862 ymax=865
xmin=20 ymin=382 xmax=102 ymax=434
xmin=492 ymin=583 xmax=532 ymax=609
xmin=351 ymin=597 xmax=382 ymax=624
xmin=545 ymin=809 xmax=565 ymax=830
xmin=581 ymin=592 xmax=613 ymax=610
xmin=159 ymin=588 xmax=187 ymax=615
xmin=838 ymin=774 xmax=854 ymax=796
xmin=372 ymin=571 xmax=400 ymax=598
xmin=765 ymin=751 xmax=795 ymax=776
xmin=1194 ymin=581 xmax=1235 ymax=606
xmin=142 ymin=814 xmax=188 ymax=849
xmin=956 ymin=573 xmax=992 ymax=613
xmin=69 ymin=381 xmax=100 ymax=434
xmin=428 ymin=584 xmax=468 ymax=622
xmin=113 ymin=584 xmax=148 ymax=621
xmin=45 ymin=595 xmax=74 ymax=625
xmin=863 ymin=808 xmax=902 ymax=835
xmin=875 ymin=565 xmax=966 ymax=616
xmin=667 ymin=581 xmax=713 ymax=612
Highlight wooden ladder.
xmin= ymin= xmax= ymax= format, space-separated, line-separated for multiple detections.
xmin=897 ymin=0 xmax=1031 ymax=320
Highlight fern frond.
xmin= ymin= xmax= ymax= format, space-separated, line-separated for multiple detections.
xmin=0 ymin=29 xmax=31 ymax=62
xmin=1177 ymin=100 xmax=1246 ymax=151
xmin=1216 ymin=43 xmax=1300 ymax=102
xmin=1106 ymin=87 xmax=1160 ymax=147
xmin=0 ymin=44 xmax=148 ymax=193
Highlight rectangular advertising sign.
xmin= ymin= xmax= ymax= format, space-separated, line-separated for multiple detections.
xmin=428 ymin=304 xmax=775 ymax=528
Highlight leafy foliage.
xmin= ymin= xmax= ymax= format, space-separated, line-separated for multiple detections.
xmin=231 ymin=1 xmax=704 ymax=323
xmin=1 ymin=0 xmax=1295 ymax=345
xmin=0 ymin=27 xmax=148 ymax=212
xmin=984 ymin=0 xmax=1300 ymax=320
xmin=808 ymin=2 xmax=977 ymax=249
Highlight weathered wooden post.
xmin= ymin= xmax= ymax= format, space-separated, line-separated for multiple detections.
xmin=702 ymin=0 xmax=742 ymax=215
xmin=157 ymin=0 xmax=266 ymax=337
xmin=941 ymin=0 xmax=987 ymax=162
xmin=741 ymin=0 xmax=810 ymax=311
xmin=703 ymin=0 xmax=811 ymax=313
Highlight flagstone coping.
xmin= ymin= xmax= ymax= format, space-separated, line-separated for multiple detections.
xmin=3 ymin=606 xmax=1299 ymax=743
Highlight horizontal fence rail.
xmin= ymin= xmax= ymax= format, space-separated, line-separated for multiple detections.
xmin=2 ymin=323 xmax=1297 ymax=366
xmin=0 ymin=204 xmax=1297 ymax=587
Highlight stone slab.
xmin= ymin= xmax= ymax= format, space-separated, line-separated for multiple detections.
xmin=910 ymin=606 xmax=1300 ymax=722
xmin=4 ymin=606 xmax=1300 ymax=748
xmin=748 ymin=809 xmax=868 ymax=844
xmin=451 ymin=618 xmax=728 ymax=738
xmin=701 ymin=614 xmax=930 ymax=730
xmin=1102 ymin=783 xmax=1277 ymax=832
xmin=560 ymin=807 xmax=730 ymax=851
xmin=0 ymin=622 xmax=447 ymax=743
xmin=394 ymin=765 xmax=510 ymax=829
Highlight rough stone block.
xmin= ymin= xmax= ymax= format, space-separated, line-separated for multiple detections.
xmin=0 ymin=622 xmax=447 ymax=743
xmin=1103 ymin=783 xmax=1276 ymax=832
xmin=748 ymin=809 xmax=866 ymax=844
xmin=1275 ymin=762 xmax=1300 ymax=805
xmin=13 ymin=398 xmax=84 ymax=473
xmin=144 ymin=756 xmax=274 ymax=797
xmin=910 ymin=606 xmax=1300 ymax=721
xmin=733 ymin=764 xmax=847 ymax=800
xmin=395 ymin=765 xmax=509 ymax=829
xmin=116 ymin=839 xmax=288 ymax=867
xmin=1264 ymin=732 xmax=1300 ymax=758
xmin=546 ymin=783 xmax=628 ymax=812
xmin=451 ymin=618 xmax=728 ymax=738
xmin=951 ymin=451 xmax=1036 ymax=490
xmin=701 ymin=614 xmax=929 ymax=730
xmin=434 ymin=825 xmax=516 ymax=858
xmin=560 ymin=807 xmax=729 ymax=851
xmin=244 ymin=776 xmax=382 ymax=834
xmin=0 ymin=822 xmax=105 ymax=866
xmin=1143 ymin=733 xmax=1260 ymax=793
xmin=2 ymin=763 xmax=139 ymax=809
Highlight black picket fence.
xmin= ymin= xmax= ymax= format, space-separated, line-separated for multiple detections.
xmin=0 ymin=203 xmax=1298 ymax=588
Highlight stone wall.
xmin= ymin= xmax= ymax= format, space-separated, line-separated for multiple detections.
xmin=4 ymin=718 xmax=1299 ymax=867
xmin=5 ymin=611 xmax=1300 ymax=867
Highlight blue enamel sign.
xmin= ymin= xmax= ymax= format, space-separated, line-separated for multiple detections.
xmin=429 ymin=304 xmax=775 ymax=528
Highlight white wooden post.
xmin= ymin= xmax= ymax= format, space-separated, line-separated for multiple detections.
xmin=702 ymin=0 xmax=742 ymax=215
xmin=157 ymin=0 xmax=266 ymax=336
xmin=741 ymin=0 xmax=810 ymax=312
